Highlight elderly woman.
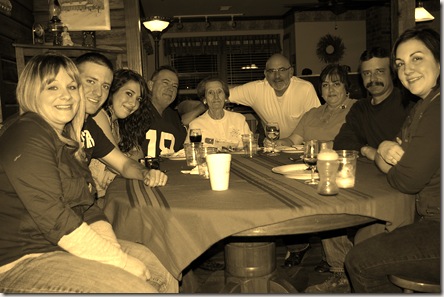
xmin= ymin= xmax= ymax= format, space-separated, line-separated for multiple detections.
xmin=187 ymin=76 xmax=251 ymax=149
xmin=345 ymin=27 xmax=440 ymax=293
xmin=277 ymin=64 xmax=357 ymax=146
xmin=0 ymin=53 xmax=177 ymax=293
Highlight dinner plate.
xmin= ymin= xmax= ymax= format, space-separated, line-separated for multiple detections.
xmin=272 ymin=164 xmax=318 ymax=180
xmin=166 ymin=156 xmax=186 ymax=161
xmin=292 ymin=144 xmax=304 ymax=151
xmin=161 ymin=150 xmax=186 ymax=160
xmin=276 ymin=146 xmax=302 ymax=154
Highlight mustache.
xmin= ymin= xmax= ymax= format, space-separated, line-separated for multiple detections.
xmin=366 ymin=81 xmax=384 ymax=88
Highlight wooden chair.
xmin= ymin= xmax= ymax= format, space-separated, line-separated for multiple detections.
xmin=389 ymin=275 xmax=440 ymax=293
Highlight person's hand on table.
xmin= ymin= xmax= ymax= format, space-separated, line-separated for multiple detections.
xmin=143 ymin=169 xmax=168 ymax=187
xmin=123 ymin=254 xmax=151 ymax=281
xmin=377 ymin=138 xmax=404 ymax=165
xmin=263 ymin=138 xmax=272 ymax=148
xmin=275 ymin=139 xmax=293 ymax=147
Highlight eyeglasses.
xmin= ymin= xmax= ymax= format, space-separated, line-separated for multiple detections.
xmin=265 ymin=66 xmax=292 ymax=75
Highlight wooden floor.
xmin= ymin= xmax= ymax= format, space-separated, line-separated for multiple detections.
xmin=179 ymin=235 xmax=333 ymax=293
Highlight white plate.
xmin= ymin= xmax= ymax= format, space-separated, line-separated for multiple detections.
xmin=292 ymin=144 xmax=304 ymax=151
xmin=272 ymin=164 xmax=318 ymax=180
xmin=279 ymin=146 xmax=302 ymax=154
xmin=166 ymin=156 xmax=186 ymax=161
xmin=275 ymin=145 xmax=304 ymax=153
xmin=161 ymin=152 xmax=186 ymax=160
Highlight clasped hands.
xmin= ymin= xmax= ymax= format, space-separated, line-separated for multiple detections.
xmin=377 ymin=137 xmax=404 ymax=165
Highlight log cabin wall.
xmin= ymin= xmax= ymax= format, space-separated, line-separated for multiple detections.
xmin=0 ymin=0 xmax=142 ymax=123
xmin=0 ymin=0 xmax=33 ymax=122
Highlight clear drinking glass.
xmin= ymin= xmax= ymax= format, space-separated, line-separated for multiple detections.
xmin=303 ymin=140 xmax=319 ymax=185
xmin=265 ymin=122 xmax=280 ymax=156
xmin=189 ymin=129 xmax=202 ymax=143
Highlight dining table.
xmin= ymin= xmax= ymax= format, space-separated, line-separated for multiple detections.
xmin=103 ymin=151 xmax=415 ymax=293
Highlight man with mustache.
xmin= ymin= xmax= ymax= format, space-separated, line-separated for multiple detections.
xmin=333 ymin=47 xmax=414 ymax=160
xmin=305 ymin=47 xmax=415 ymax=293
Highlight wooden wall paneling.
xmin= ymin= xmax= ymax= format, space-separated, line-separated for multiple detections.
xmin=392 ymin=0 xmax=415 ymax=45
xmin=123 ymin=0 xmax=142 ymax=74
xmin=0 ymin=54 xmax=3 ymax=123
xmin=0 ymin=35 xmax=16 ymax=59
xmin=0 ymin=0 xmax=33 ymax=122
xmin=0 ymin=11 xmax=33 ymax=42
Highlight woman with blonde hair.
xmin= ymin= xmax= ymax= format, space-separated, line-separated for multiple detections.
xmin=0 ymin=53 xmax=177 ymax=293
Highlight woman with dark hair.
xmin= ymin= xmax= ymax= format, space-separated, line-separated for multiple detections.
xmin=90 ymin=69 xmax=154 ymax=197
xmin=277 ymin=64 xmax=356 ymax=146
xmin=276 ymin=64 xmax=357 ymax=292
xmin=187 ymin=76 xmax=251 ymax=149
xmin=345 ymin=27 xmax=440 ymax=293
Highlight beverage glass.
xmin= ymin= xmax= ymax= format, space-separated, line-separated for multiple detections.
xmin=206 ymin=153 xmax=231 ymax=191
xmin=265 ymin=122 xmax=280 ymax=156
xmin=198 ymin=146 xmax=218 ymax=178
xmin=335 ymin=150 xmax=359 ymax=188
xmin=303 ymin=140 xmax=319 ymax=185
xmin=184 ymin=142 xmax=202 ymax=166
xmin=242 ymin=133 xmax=259 ymax=158
xmin=319 ymin=140 xmax=334 ymax=151
xmin=189 ymin=129 xmax=202 ymax=143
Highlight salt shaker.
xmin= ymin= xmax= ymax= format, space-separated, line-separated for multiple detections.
xmin=317 ymin=149 xmax=339 ymax=196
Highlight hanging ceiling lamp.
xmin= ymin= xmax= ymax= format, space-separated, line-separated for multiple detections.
xmin=415 ymin=1 xmax=434 ymax=22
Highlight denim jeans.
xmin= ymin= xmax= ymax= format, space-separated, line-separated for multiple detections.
xmin=345 ymin=219 xmax=440 ymax=293
xmin=322 ymin=222 xmax=386 ymax=273
xmin=0 ymin=239 xmax=178 ymax=293
xmin=321 ymin=231 xmax=353 ymax=273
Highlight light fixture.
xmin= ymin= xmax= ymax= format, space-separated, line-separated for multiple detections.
xmin=415 ymin=1 xmax=434 ymax=22
xmin=172 ymin=13 xmax=244 ymax=30
xmin=174 ymin=13 xmax=244 ymax=19
xmin=0 ymin=0 xmax=12 ymax=15
xmin=229 ymin=15 xmax=236 ymax=28
xmin=142 ymin=16 xmax=171 ymax=69
xmin=176 ymin=17 xmax=184 ymax=30
xmin=205 ymin=16 xmax=211 ymax=28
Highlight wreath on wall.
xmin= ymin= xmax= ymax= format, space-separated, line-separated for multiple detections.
xmin=316 ymin=34 xmax=346 ymax=64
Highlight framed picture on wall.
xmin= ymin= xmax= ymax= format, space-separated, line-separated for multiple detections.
xmin=59 ymin=0 xmax=111 ymax=31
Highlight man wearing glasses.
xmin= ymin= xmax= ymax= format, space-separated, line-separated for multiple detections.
xmin=228 ymin=53 xmax=320 ymax=144
xmin=228 ymin=53 xmax=320 ymax=268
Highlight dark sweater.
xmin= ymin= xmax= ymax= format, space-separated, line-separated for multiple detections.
xmin=388 ymin=87 xmax=440 ymax=221
xmin=0 ymin=113 xmax=107 ymax=267
xmin=333 ymin=88 xmax=414 ymax=152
